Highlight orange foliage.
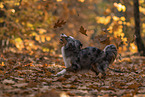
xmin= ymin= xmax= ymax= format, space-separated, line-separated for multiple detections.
xmin=0 ymin=0 xmax=143 ymax=55
xmin=114 ymin=2 xmax=126 ymax=12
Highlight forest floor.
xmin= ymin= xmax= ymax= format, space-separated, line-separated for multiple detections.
xmin=0 ymin=52 xmax=145 ymax=97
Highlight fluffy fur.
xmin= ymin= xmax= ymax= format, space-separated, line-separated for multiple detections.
xmin=56 ymin=34 xmax=117 ymax=77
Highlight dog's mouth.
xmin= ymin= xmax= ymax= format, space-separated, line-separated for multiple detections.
xmin=60 ymin=34 xmax=67 ymax=45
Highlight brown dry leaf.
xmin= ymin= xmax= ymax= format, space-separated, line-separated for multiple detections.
xmin=13 ymin=77 xmax=25 ymax=82
xmin=98 ymin=94 xmax=109 ymax=97
xmin=134 ymin=94 xmax=145 ymax=97
xmin=101 ymin=86 xmax=116 ymax=92
xmin=35 ymin=90 xmax=69 ymax=97
xmin=115 ymin=37 xmax=123 ymax=47
xmin=66 ymin=92 xmax=76 ymax=96
xmin=54 ymin=20 xmax=66 ymax=28
xmin=13 ymin=83 xmax=28 ymax=88
xmin=127 ymin=83 xmax=140 ymax=89
xmin=95 ymin=34 xmax=110 ymax=44
xmin=28 ymin=81 xmax=38 ymax=88
xmin=87 ymin=85 xmax=99 ymax=90
xmin=57 ymin=76 xmax=67 ymax=82
xmin=7 ymin=88 xmax=21 ymax=93
xmin=69 ymin=85 xmax=77 ymax=89
xmin=128 ymin=35 xmax=136 ymax=43
xmin=2 ymin=79 xmax=15 ymax=85
xmin=63 ymin=74 xmax=72 ymax=78
xmin=120 ymin=58 xmax=132 ymax=63
xmin=79 ymin=26 xmax=87 ymax=36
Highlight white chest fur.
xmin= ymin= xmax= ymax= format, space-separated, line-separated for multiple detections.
xmin=61 ymin=46 xmax=71 ymax=68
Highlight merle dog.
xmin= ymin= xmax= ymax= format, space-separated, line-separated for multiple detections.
xmin=56 ymin=34 xmax=117 ymax=77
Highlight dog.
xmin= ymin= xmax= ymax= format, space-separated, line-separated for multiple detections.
xmin=56 ymin=33 xmax=117 ymax=77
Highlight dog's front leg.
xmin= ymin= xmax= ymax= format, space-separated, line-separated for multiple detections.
xmin=55 ymin=58 xmax=72 ymax=76
xmin=55 ymin=63 xmax=78 ymax=76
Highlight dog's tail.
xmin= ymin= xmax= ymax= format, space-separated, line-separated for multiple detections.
xmin=108 ymin=67 xmax=139 ymax=74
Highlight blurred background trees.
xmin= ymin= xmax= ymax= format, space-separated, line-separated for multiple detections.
xmin=0 ymin=0 xmax=145 ymax=56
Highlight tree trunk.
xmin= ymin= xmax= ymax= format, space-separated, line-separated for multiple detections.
xmin=133 ymin=0 xmax=145 ymax=56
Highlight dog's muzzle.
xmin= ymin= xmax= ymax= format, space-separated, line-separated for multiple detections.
xmin=60 ymin=33 xmax=68 ymax=45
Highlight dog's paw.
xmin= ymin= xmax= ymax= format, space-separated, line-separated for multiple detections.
xmin=55 ymin=69 xmax=66 ymax=76
xmin=55 ymin=73 xmax=63 ymax=77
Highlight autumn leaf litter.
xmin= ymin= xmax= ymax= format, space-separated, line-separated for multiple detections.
xmin=0 ymin=52 xmax=145 ymax=97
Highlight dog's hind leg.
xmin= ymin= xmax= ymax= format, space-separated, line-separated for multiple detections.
xmin=91 ymin=63 xmax=99 ymax=75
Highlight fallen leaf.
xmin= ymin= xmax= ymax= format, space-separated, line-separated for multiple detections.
xmin=13 ymin=83 xmax=28 ymax=88
xmin=54 ymin=20 xmax=66 ymax=28
xmin=2 ymin=79 xmax=15 ymax=85
xmin=69 ymin=85 xmax=77 ymax=89
xmin=28 ymin=81 xmax=38 ymax=88
xmin=95 ymin=34 xmax=110 ymax=44
xmin=79 ymin=26 xmax=87 ymax=36
xmin=57 ymin=76 xmax=67 ymax=82
xmin=127 ymin=83 xmax=140 ymax=89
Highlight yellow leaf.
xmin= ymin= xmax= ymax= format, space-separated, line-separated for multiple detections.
xmin=35 ymin=36 xmax=40 ymax=41
xmin=113 ymin=16 xmax=119 ymax=21
xmin=122 ymin=37 xmax=127 ymax=42
xmin=118 ymin=21 xmax=122 ymax=24
xmin=139 ymin=6 xmax=145 ymax=14
xmin=38 ymin=28 xmax=46 ymax=34
xmin=46 ymin=36 xmax=51 ymax=41
xmin=78 ymin=0 xmax=85 ymax=2
xmin=57 ymin=0 xmax=62 ymax=1
xmin=14 ymin=2 xmax=19 ymax=6
xmin=105 ymin=16 xmax=111 ymax=25
xmin=129 ymin=43 xmax=137 ymax=53
xmin=139 ymin=0 xmax=144 ymax=4
xmin=114 ymin=2 xmax=126 ymax=12
xmin=0 ymin=62 xmax=5 ymax=66
xmin=0 ymin=2 xmax=4 ymax=8
xmin=126 ymin=22 xmax=131 ymax=26
xmin=15 ymin=19 xmax=19 ymax=23
xmin=120 ymin=17 xmax=126 ymax=21
xmin=0 ymin=18 xmax=4 ymax=23
xmin=105 ymin=8 xmax=111 ymax=13
xmin=11 ymin=9 xmax=15 ymax=13
xmin=15 ymin=38 xmax=23 ymax=43
xmin=142 ymin=23 xmax=145 ymax=28
xmin=96 ymin=16 xmax=111 ymax=25
xmin=113 ymin=2 xmax=118 ymax=7
xmin=117 ymin=3 xmax=122 ymax=12
xmin=120 ymin=33 xmax=125 ymax=37
xmin=31 ymin=32 xmax=37 ymax=36
xmin=41 ymin=35 xmax=45 ymax=42
xmin=27 ymin=22 xmax=34 ymax=30
xmin=122 ymin=5 xmax=126 ymax=12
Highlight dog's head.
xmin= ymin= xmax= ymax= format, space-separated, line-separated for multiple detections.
xmin=60 ymin=33 xmax=82 ymax=51
xmin=103 ymin=44 xmax=117 ymax=64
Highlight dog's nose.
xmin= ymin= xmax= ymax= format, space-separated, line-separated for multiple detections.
xmin=62 ymin=33 xmax=64 ymax=35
